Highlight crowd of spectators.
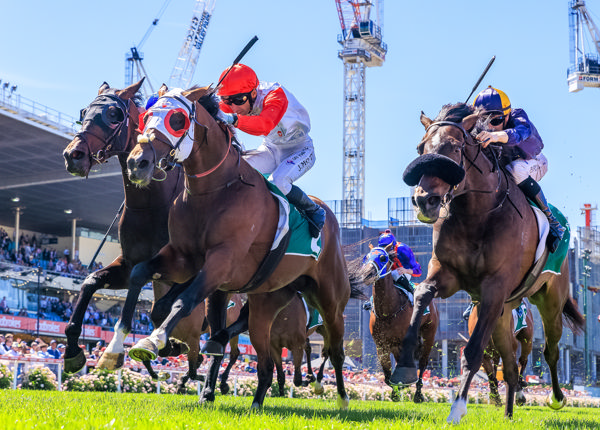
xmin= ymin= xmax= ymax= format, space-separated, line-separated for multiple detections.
xmin=0 ymin=332 xmax=65 ymax=359
xmin=0 ymin=228 xmax=103 ymax=277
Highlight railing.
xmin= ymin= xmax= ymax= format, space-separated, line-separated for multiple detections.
xmin=0 ymin=89 xmax=78 ymax=135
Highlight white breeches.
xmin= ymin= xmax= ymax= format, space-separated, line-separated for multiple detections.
xmin=244 ymin=143 xmax=315 ymax=195
xmin=506 ymin=152 xmax=548 ymax=183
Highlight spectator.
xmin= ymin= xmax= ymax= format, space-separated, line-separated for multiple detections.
xmin=57 ymin=343 xmax=66 ymax=357
xmin=0 ymin=296 xmax=7 ymax=313
xmin=47 ymin=339 xmax=61 ymax=359
xmin=0 ymin=334 xmax=8 ymax=354
xmin=38 ymin=342 xmax=52 ymax=358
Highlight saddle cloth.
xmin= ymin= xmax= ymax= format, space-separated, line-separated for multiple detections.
xmin=531 ymin=203 xmax=570 ymax=274
xmin=264 ymin=178 xmax=322 ymax=260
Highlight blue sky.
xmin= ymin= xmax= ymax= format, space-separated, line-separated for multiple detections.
xmin=2 ymin=1 xmax=599 ymax=233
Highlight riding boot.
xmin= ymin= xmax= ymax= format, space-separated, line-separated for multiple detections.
xmin=517 ymin=176 xmax=565 ymax=253
xmin=286 ymin=185 xmax=326 ymax=238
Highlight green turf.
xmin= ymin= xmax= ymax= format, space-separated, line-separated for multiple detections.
xmin=1 ymin=390 xmax=599 ymax=430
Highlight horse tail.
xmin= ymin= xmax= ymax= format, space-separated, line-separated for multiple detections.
xmin=350 ymin=283 xmax=367 ymax=300
xmin=562 ymin=296 xmax=585 ymax=336
xmin=346 ymin=257 xmax=371 ymax=300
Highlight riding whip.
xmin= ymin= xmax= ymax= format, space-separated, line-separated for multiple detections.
xmin=464 ymin=55 xmax=496 ymax=104
xmin=88 ymin=200 xmax=125 ymax=269
xmin=216 ymin=35 xmax=259 ymax=88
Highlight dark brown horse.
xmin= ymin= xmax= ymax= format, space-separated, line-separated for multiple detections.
xmin=350 ymin=244 xmax=438 ymax=402
xmin=393 ymin=103 xmax=585 ymax=423
xmin=468 ymin=301 xmax=534 ymax=407
xmin=124 ymin=85 xmax=355 ymax=409
xmin=269 ymin=293 xmax=320 ymax=396
xmin=61 ymin=81 xmax=235 ymax=391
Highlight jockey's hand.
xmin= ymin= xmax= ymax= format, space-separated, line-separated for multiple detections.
xmin=476 ymin=130 xmax=508 ymax=147
xmin=216 ymin=110 xmax=238 ymax=126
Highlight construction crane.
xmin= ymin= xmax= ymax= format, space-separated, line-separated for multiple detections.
xmin=124 ymin=0 xmax=172 ymax=98
xmin=335 ymin=0 xmax=387 ymax=228
xmin=168 ymin=0 xmax=216 ymax=89
xmin=568 ymin=0 xmax=600 ymax=92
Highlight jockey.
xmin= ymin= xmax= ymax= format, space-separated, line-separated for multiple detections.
xmin=377 ymin=229 xmax=422 ymax=292
xmin=215 ymin=64 xmax=326 ymax=238
xmin=473 ymin=86 xmax=565 ymax=253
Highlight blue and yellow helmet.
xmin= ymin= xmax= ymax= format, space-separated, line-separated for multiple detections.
xmin=473 ymin=86 xmax=511 ymax=117
xmin=378 ymin=229 xmax=396 ymax=248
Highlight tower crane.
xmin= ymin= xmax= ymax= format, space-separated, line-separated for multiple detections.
xmin=168 ymin=0 xmax=216 ymax=89
xmin=568 ymin=0 xmax=600 ymax=92
xmin=124 ymin=0 xmax=172 ymax=98
xmin=335 ymin=1 xmax=387 ymax=228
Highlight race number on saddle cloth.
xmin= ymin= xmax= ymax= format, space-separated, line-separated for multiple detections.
xmin=512 ymin=299 xmax=530 ymax=334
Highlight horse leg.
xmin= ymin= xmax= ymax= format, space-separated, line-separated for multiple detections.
xmin=391 ymin=283 xmax=435 ymax=386
xmin=303 ymin=338 xmax=316 ymax=385
xmin=248 ymin=289 xmax=296 ymax=409
xmin=292 ymin=344 xmax=304 ymax=389
xmin=414 ymin=312 xmax=438 ymax=404
xmin=448 ymin=295 xmax=504 ymax=424
xmin=64 ymin=260 xmax=129 ymax=373
xmin=219 ymin=337 xmax=240 ymax=395
xmin=515 ymin=329 xmax=532 ymax=406
xmin=199 ymin=290 xmax=228 ymax=404
xmin=490 ymin=320 xmax=520 ymax=418
xmin=311 ymin=348 xmax=328 ymax=396
xmin=482 ymin=352 xmax=502 ymax=407
xmin=273 ymin=347 xmax=285 ymax=397
xmin=204 ymin=301 xmax=249 ymax=356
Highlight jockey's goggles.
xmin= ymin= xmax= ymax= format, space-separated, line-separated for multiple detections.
xmin=221 ymin=92 xmax=252 ymax=106
xmin=137 ymin=89 xmax=195 ymax=162
xmin=487 ymin=115 xmax=505 ymax=127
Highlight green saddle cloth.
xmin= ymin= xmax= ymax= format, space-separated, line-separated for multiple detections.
xmin=543 ymin=204 xmax=570 ymax=274
xmin=264 ymin=177 xmax=322 ymax=260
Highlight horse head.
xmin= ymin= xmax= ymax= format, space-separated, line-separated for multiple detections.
xmin=403 ymin=103 xmax=482 ymax=223
xmin=127 ymin=84 xmax=222 ymax=187
xmin=63 ymin=79 xmax=144 ymax=177
xmin=360 ymin=243 xmax=395 ymax=285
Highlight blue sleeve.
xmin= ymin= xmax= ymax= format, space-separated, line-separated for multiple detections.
xmin=504 ymin=109 xmax=532 ymax=146
xmin=396 ymin=243 xmax=422 ymax=276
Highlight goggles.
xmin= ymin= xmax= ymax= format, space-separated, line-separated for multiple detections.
xmin=488 ymin=115 xmax=505 ymax=126
xmin=79 ymin=94 xmax=128 ymax=129
xmin=221 ymin=92 xmax=252 ymax=106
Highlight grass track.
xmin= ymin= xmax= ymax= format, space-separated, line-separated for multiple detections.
xmin=1 ymin=390 xmax=599 ymax=429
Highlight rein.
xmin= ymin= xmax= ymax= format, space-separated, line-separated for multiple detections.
xmin=426 ymin=120 xmax=510 ymax=215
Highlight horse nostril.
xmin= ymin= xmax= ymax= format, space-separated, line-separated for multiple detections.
xmin=427 ymin=196 xmax=441 ymax=207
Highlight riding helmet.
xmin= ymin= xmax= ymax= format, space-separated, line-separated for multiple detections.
xmin=473 ymin=86 xmax=511 ymax=117
xmin=217 ymin=64 xmax=259 ymax=96
xmin=378 ymin=229 xmax=397 ymax=248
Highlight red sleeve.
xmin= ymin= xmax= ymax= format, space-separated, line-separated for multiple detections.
xmin=236 ymin=87 xmax=288 ymax=136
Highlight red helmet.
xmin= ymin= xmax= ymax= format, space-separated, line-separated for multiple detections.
xmin=217 ymin=64 xmax=259 ymax=96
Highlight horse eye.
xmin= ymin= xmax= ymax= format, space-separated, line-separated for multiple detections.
xmin=379 ymin=255 xmax=387 ymax=263
xmin=107 ymin=107 xmax=124 ymax=123
xmin=169 ymin=111 xmax=186 ymax=131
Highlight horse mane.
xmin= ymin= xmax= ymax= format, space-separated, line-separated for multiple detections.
xmin=434 ymin=102 xmax=475 ymax=123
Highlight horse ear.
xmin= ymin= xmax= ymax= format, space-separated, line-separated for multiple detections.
xmin=98 ymin=82 xmax=110 ymax=95
xmin=420 ymin=111 xmax=433 ymax=129
xmin=158 ymin=84 xmax=168 ymax=97
xmin=461 ymin=113 xmax=479 ymax=132
xmin=182 ymin=85 xmax=214 ymax=102
xmin=117 ymin=78 xmax=145 ymax=100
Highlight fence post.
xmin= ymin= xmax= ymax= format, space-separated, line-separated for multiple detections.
xmin=57 ymin=362 xmax=62 ymax=391
xmin=234 ymin=377 xmax=238 ymax=397
xmin=12 ymin=361 xmax=19 ymax=389
xmin=289 ymin=384 xmax=294 ymax=398
xmin=117 ymin=369 xmax=122 ymax=393
xmin=157 ymin=380 xmax=161 ymax=394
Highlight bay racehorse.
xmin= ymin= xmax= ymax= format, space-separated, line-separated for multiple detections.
xmin=394 ymin=103 xmax=584 ymax=423
xmin=468 ymin=301 xmax=534 ymax=406
xmin=62 ymin=80 xmax=239 ymax=391
xmin=350 ymin=244 xmax=438 ymax=402
xmin=124 ymin=85 xmax=356 ymax=409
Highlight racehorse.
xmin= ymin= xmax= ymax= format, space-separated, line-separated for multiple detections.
xmin=468 ymin=301 xmax=534 ymax=407
xmin=124 ymin=85 xmax=356 ymax=409
xmin=394 ymin=102 xmax=584 ymax=423
xmin=62 ymin=80 xmax=238 ymax=391
xmin=350 ymin=244 xmax=438 ymax=402
xmin=269 ymin=293 xmax=320 ymax=396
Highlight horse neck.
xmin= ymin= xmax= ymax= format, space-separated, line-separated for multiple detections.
xmin=183 ymin=125 xmax=239 ymax=195
xmin=372 ymin=275 xmax=407 ymax=316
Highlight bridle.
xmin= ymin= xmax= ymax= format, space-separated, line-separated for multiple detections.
xmin=423 ymin=120 xmax=510 ymax=214
xmin=365 ymin=247 xmax=410 ymax=319
xmin=75 ymin=93 xmax=133 ymax=163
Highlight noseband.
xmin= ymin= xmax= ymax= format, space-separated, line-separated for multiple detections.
xmin=75 ymin=93 xmax=132 ymax=163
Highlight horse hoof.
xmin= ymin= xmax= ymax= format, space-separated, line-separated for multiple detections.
xmin=515 ymin=391 xmax=526 ymax=407
xmin=311 ymin=381 xmax=324 ymax=395
xmin=250 ymin=402 xmax=262 ymax=410
xmin=220 ymin=383 xmax=230 ymax=395
xmin=490 ymin=394 xmax=502 ymax=407
xmin=167 ymin=338 xmax=189 ymax=356
xmin=63 ymin=350 xmax=87 ymax=374
xmin=337 ymin=394 xmax=350 ymax=410
xmin=390 ymin=366 xmax=418 ymax=386
xmin=201 ymin=340 xmax=224 ymax=356
xmin=97 ymin=352 xmax=124 ymax=370
xmin=413 ymin=392 xmax=424 ymax=404
xmin=447 ymin=399 xmax=467 ymax=424
xmin=129 ymin=338 xmax=158 ymax=362
xmin=545 ymin=393 xmax=567 ymax=410
xmin=391 ymin=387 xmax=401 ymax=402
